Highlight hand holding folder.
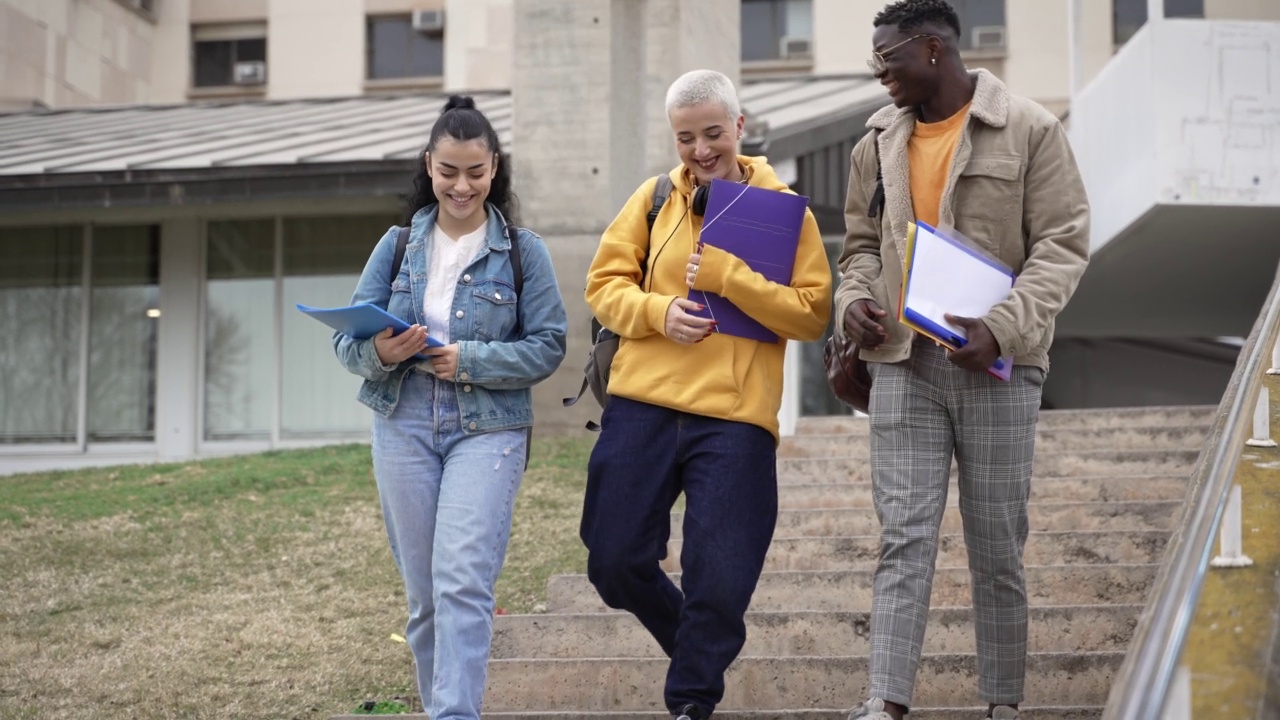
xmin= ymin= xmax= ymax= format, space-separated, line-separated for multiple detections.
xmin=296 ymin=302 xmax=444 ymax=361
xmin=688 ymin=178 xmax=809 ymax=343
xmin=899 ymin=221 xmax=1014 ymax=380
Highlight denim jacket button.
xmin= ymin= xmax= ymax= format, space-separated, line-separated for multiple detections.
xmin=463 ymin=385 xmax=472 ymax=392
xmin=468 ymin=421 xmax=478 ymax=430
xmin=455 ymin=310 xmax=464 ymax=319
xmin=462 ymin=274 xmax=472 ymax=283
xmin=458 ymin=371 xmax=469 ymax=380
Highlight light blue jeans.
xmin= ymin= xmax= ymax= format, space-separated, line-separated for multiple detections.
xmin=371 ymin=370 xmax=526 ymax=720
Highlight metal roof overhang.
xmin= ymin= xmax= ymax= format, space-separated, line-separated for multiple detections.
xmin=0 ymin=76 xmax=890 ymax=214
xmin=0 ymin=160 xmax=413 ymax=212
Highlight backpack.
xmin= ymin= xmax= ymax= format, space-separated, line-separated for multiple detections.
xmin=391 ymin=221 xmax=530 ymax=463
xmin=562 ymin=174 xmax=673 ymax=430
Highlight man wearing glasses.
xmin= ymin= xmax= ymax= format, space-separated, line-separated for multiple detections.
xmin=835 ymin=2 xmax=1091 ymax=719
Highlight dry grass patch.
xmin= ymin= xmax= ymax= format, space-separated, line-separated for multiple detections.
xmin=0 ymin=436 xmax=594 ymax=720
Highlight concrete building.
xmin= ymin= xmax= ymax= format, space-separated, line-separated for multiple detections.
xmin=0 ymin=0 xmax=515 ymax=109
xmin=7 ymin=0 xmax=1279 ymax=112
xmin=2 ymin=0 xmax=1279 ymax=472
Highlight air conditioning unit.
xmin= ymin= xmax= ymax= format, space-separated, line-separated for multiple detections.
xmin=412 ymin=9 xmax=445 ymax=33
xmin=233 ymin=61 xmax=267 ymax=85
xmin=971 ymin=25 xmax=1006 ymax=51
xmin=779 ymin=35 xmax=812 ymax=60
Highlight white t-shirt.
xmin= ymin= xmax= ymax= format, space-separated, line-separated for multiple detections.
xmin=420 ymin=223 xmax=487 ymax=345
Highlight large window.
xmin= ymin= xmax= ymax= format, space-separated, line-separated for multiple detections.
xmin=1114 ymin=0 xmax=1204 ymax=45
xmin=193 ymin=23 xmax=268 ymax=88
xmin=205 ymin=220 xmax=275 ymax=440
xmin=0 ymin=227 xmax=84 ymax=444
xmin=367 ymin=15 xmax=444 ymax=80
xmin=742 ymin=0 xmax=813 ymax=63
xmin=203 ymin=215 xmax=397 ymax=443
xmin=88 ymin=226 xmax=160 ymax=441
xmin=0 ymin=225 xmax=158 ymax=445
xmin=281 ymin=217 xmax=392 ymax=438
xmin=950 ymin=0 xmax=1007 ymax=52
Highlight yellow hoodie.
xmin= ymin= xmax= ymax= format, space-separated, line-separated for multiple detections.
xmin=585 ymin=156 xmax=833 ymax=441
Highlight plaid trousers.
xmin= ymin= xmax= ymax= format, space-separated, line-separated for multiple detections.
xmin=866 ymin=340 xmax=1044 ymax=707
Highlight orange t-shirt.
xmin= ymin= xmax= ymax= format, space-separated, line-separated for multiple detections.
xmin=908 ymin=101 xmax=972 ymax=227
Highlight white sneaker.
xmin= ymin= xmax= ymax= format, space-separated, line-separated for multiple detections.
xmin=991 ymin=707 xmax=1020 ymax=720
xmin=847 ymin=698 xmax=897 ymax=720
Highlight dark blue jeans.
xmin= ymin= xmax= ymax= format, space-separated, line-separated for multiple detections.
xmin=580 ymin=397 xmax=778 ymax=716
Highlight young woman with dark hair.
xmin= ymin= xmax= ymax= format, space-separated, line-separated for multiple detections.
xmin=333 ymin=95 xmax=567 ymax=720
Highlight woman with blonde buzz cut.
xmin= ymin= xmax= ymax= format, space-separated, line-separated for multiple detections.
xmin=579 ymin=68 xmax=832 ymax=720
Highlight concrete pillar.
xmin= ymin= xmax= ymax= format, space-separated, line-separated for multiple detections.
xmin=511 ymin=0 xmax=741 ymax=433
xmin=155 ymin=217 xmax=202 ymax=460
xmin=642 ymin=0 xmax=741 ymax=177
xmin=512 ymin=0 xmax=739 ymax=234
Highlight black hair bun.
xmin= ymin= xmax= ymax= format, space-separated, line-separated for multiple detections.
xmin=443 ymin=95 xmax=476 ymax=112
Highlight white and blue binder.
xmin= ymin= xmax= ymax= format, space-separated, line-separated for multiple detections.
xmin=899 ymin=221 xmax=1014 ymax=381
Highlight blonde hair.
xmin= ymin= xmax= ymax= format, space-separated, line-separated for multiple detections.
xmin=665 ymin=69 xmax=741 ymax=120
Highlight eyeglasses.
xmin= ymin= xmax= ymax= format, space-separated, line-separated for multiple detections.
xmin=867 ymin=34 xmax=934 ymax=75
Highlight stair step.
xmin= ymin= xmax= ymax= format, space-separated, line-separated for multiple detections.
xmin=663 ymin=531 xmax=1168 ymax=572
xmin=779 ymin=424 xmax=1208 ymax=457
xmin=482 ymin=652 xmax=1122 ymax=711
xmin=794 ymin=405 xmax=1214 ymax=435
xmin=546 ymin=564 xmax=1156 ymax=613
xmin=459 ymin=409 xmax=1210 ymax=720
xmin=353 ymin=708 xmax=1104 ymax=720
xmin=777 ymin=449 xmax=1198 ymax=482
xmin=772 ymin=477 xmax=1187 ymax=508
xmin=491 ymin=605 xmax=1140 ymax=659
xmin=671 ymin=501 xmax=1182 ymax=539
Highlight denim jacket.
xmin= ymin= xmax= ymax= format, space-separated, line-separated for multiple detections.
xmin=334 ymin=204 xmax=568 ymax=432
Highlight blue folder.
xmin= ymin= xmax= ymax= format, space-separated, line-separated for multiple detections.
xmin=689 ymin=178 xmax=809 ymax=343
xmin=296 ymin=302 xmax=443 ymax=360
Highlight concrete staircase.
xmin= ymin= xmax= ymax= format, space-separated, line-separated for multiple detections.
xmin=481 ymin=406 xmax=1212 ymax=719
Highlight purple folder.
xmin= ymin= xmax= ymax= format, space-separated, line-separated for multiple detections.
xmin=690 ymin=178 xmax=809 ymax=343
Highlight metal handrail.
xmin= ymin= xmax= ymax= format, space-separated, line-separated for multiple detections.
xmin=1103 ymin=260 xmax=1280 ymax=719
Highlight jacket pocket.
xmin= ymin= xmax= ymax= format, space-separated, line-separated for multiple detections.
xmin=386 ymin=276 xmax=414 ymax=323
xmin=954 ymin=155 xmax=1024 ymax=259
xmin=955 ymin=156 xmax=1023 ymax=224
xmin=471 ymin=278 xmax=519 ymax=341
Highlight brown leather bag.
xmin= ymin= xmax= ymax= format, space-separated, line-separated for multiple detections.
xmin=823 ymin=332 xmax=873 ymax=413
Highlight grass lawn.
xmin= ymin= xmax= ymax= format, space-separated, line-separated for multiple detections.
xmin=0 ymin=434 xmax=595 ymax=720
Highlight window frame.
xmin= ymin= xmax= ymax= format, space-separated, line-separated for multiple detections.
xmin=741 ymin=0 xmax=814 ymax=71
xmin=1113 ymin=0 xmax=1205 ymax=47
xmin=190 ymin=23 xmax=269 ymax=92
xmin=949 ymin=0 xmax=1008 ymax=55
xmin=365 ymin=13 xmax=446 ymax=83
xmin=0 ymin=223 xmax=161 ymax=449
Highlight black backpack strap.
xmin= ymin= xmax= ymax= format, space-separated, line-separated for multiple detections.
xmin=867 ymin=130 xmax=886 ymax=219
xmin=638 ymin=174 xmax=670 ymax=293
xmin=390 ymin=225 xmax=410 ymax=283
xmin=503 ymin=222 xmax=533 ymax=469
xmin=505 ymin=223 xmax=523 ymax=297
xmin=648 ymin=174 xmax=672 ymax=233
